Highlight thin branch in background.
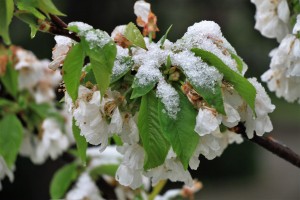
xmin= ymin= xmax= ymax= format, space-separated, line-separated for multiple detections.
xmin=235 ymin=124 xmax=300 ymax=169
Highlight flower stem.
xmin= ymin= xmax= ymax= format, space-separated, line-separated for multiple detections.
xmin=148 ymin=180 xmax=167 ymax=200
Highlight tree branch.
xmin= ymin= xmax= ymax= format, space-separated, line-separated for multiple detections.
xmin=234 ymin=124 xmax=300 ymax=168
xmin=48 ymin=14 xmax=80 ymax=42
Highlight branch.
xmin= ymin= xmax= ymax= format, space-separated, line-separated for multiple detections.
xmin=234 ymin=124 xmax=300 ymax=168
xmin=48 ymin=14 xmax=80 ymax=42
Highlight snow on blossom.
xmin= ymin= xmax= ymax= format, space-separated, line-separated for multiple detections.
xmin=68 ymin=21 xmax=93 ymax=33
xmin=171 ymin=50 xmax=223 ymax=92
xmin=0 ymin=156 xmax=14 ymax=191
xmin=251 ymin=0 xmax=290 ymax=42
xmin=134 ymin=0 xmax=151 ymax=23
xmin=156 ymin=78 xmax=180 ymax=119
xmin=49 ymin=36 xmax=73 ymax=70
xmin=111 ymin=25 xmax=126 ymax=39
xmin=66 ymin=173 xmax=104 ymax=200
xmin=174 ymin=21 xmax=244 ymax=73
xmin=68 ymin=21 xmax=111 ymax=49
xmin=111 ymin=46 xmax=132 ymax=80
xmin=132 ymin=42 xmax=168 ymax=86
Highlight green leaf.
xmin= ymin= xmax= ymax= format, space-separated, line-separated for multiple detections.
xmin=112 ymin=134 xmax=123 ymax=146
xmin=178 ymin=59 xmax=225 ymax=114
xmin=130 ymin=80 xmax=156 ymax=99
xmin=124 ymin=22 xmax=147 ymax=50
xmin=159 ymin=25 xmax=173 ymax=48
xmin=0 ymin=115 xmax=23 ymax=168
xmin=0 ymin=98 xmax=14 ymax=107
xmin=38 ymin=0 xmax=65 ymax=16
xmin=110 ymin=57 xmax=134 ymax=84
xmin=50 ymin=163 xmax=78 ymax=199
xmin=191 ymin=81 xmax=225 ymax=115
xmin=72 ymin=119 xmax=87 ymax=166
xmin=63 ymin=43 xmax=85 ymax=102
xmin=14 ymin=11 xmax=39 ymax=38
xmin=82 ymin=63 xmax=97 ymax=85
xmin=88 ymin=42 xmax=117 ymax=97
xmin=89 ymin=164 xmax=119 ymax=179
xmin=0 ymin=0 xmax=14 ymax=44
xmin=16 ymin=2 xmax=46 ymax=20
xmin=29 ymin=24 xmax=38 ymax=38
xmin=28 ymin=103 xmax=52 ymax=119
xmin=138 ymin=91 xmax=170 ymax=170
xmin=158 ymin=89 xmax=199 ymax=169
xmin=230 ymin=53 xmax=244 ymax=73
xmin=166 ymin=55 xmax=172 ymax=68
xmin=1 ymin=61 xmax=18 ymax=97
xmin=191 ymin=48 xmax=256 ymax=114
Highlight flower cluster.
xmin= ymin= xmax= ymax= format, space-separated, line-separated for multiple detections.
xmin=0 ymin=46 xmax=73 ymax=189
xmin=64 ymin=146 xmax=201 ymax=200
xmin=252 ymin=0 xmax=300 ymax=103
xmin=57 ymin=0 xmax=275 ymax=190
xmin=14 ymin=47 xmax=62 ymax=103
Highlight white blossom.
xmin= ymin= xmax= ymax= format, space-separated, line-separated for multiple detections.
xmin=145 ymin=149 xmax=193 ymax=187
xmin=66 ymin=173 xmax=104 ymax=200
xmin=73 ymin=88 xmax=110 ymax=151
xmin=222 ymin=103 xmax=241 ymax=128
xmin=119 ymin=114 xmax=139 ymax=145
xmin=86 ymin=146 xmax=123 ymax=171
xmin=0 ymin=156 xmax=14 ymax=191
xmin=19 ymin=119 xmax=69 ymax=164
xmin=244 ymin=78 xmax=275 ymax=138
xmin=173 ymin=21 xmax=244 ymax=73
xmin=194 ymin=108 xmax=221 ymax=136
xmin=134 ymin=0 xmax=151 ymax=23
xmin=14 ymin=48 xmax=61 ymax=103
xmin=251 ymin=0 xmax=290 ymax=42
xmin=190 ymin=129 xmax=242 ymax=165
xmin=262 ymin=34 xmax=300 ymax=103
xmin=49 ymin=36 xmax=73 ymax=70
xmin=111 ymin=25 xmax=126 ymax=39
xmin=293 ymin=15 xmax=300 ymax=34
xmin=115 ymin=144 xmax=145 ymax=189
xmin=15 ymin=49 xmax=44 ymax=90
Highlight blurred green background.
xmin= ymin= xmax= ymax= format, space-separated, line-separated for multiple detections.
xmin=1 ymin=0 xmax=299 ymax=199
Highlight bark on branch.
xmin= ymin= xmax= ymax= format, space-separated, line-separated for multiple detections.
xmin=235 ymin=124 xmax=300 ymax=169
xmin=48 ymin=14 xmax=80 ymax=42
